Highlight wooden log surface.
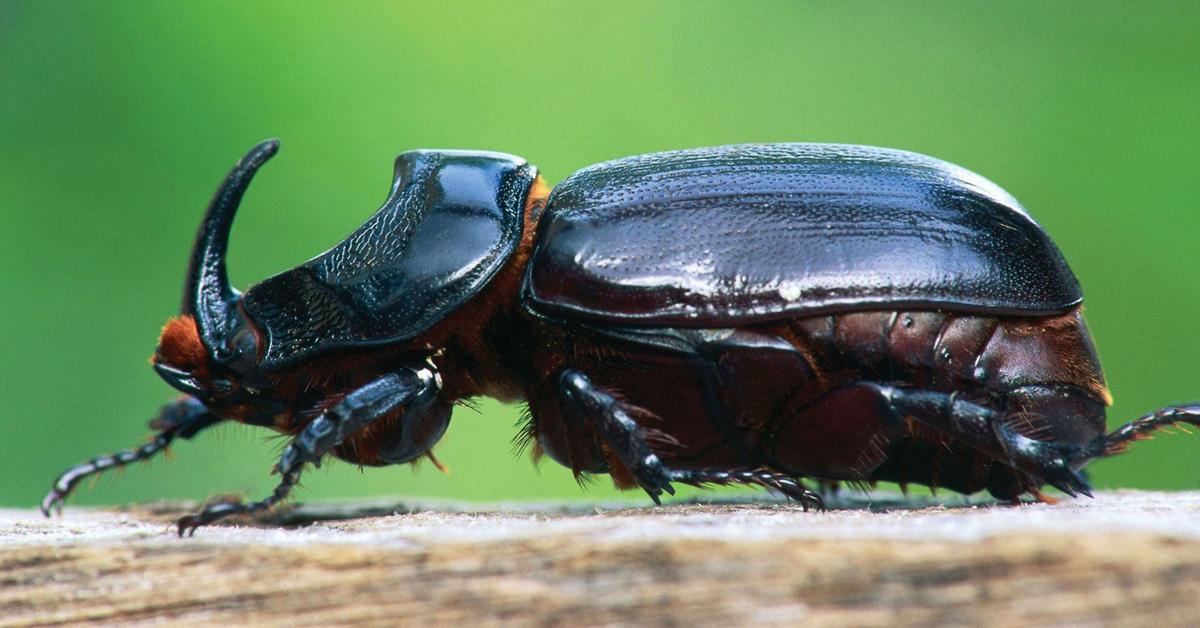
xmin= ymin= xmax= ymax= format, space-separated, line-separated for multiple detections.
xmin=3 ymin=491 xmax=1200 ymax=626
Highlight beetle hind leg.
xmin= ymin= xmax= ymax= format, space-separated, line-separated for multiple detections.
xmin=867 ymin=384 xmax=1097 ymax=498
xmin=991 ymin=420 xmax=1096 ymax=498
xmin=1099 ymin=404 xmax=1200 ymax=455
xmin=557 ymin=368 xmax=823 ymax=510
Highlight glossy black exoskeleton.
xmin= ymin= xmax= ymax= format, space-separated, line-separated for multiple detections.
xmin=44 ymin=140 xmax=1200 ymax=534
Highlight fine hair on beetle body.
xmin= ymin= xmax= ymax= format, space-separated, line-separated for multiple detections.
xmin=44 ymin=139 xmax=1200 ymax=535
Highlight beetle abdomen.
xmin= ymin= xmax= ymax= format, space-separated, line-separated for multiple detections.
xmin=769 ymin=307 xmax=1109 ymax=489
xmin=525 ymin=143 xmax=1082 ymax=327
xmin=789 ymin=309 xmax=1108 ymax=402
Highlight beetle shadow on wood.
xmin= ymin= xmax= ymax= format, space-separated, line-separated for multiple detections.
xmin=120 ymin=492 xmax=999 ymax=529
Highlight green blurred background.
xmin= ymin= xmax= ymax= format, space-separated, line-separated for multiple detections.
xmin=2 ymin=2 xmax=1198 ymax=508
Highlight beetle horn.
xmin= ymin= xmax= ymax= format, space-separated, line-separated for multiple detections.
xmin=182 ymin=139 xmax=279 ymax=361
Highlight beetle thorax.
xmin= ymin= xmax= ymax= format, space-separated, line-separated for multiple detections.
xmin=416 ymin=176 xmax=550 ymax=404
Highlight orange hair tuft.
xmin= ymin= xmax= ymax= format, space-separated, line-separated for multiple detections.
xmin=154 ymin=315 xmax=210 ymax=377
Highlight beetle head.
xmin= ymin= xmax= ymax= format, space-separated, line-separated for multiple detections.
xmin=152 ymin=314 xmax=268 ymax=406
xmin=152 ymin=141 xmax=279 ymax=413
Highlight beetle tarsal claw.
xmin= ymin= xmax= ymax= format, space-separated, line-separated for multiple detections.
xmin=1040 ymin=466 xmax=1093 ymax=499
xmin=39 ymin=493 xmax=62 ymax=518
xmin=175 ymin=499 xmax=254 ymax=536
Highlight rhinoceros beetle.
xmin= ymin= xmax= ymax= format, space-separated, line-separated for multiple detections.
xmin=43 ymin=140 xmax=1200 ymax=535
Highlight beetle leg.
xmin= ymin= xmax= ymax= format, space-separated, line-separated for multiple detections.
xmin=558 ymin=368 xmax=823 ymax=509
xmin=176 ymin=365 xmax=440 ymax=536
xmin=42 ymin=396 xmax=222 ymax=516
xmin=584 ymin=325 xmax=809 ymax=468
xmin=866 ymin=384 xmax=1096 ymax=498
xmin=1100 ymin=404 xmax=1200 ymax=455
xmin=668 ymin=469 xmax=825 ymax=511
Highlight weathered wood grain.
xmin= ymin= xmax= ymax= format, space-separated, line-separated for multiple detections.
xmin=3 ymin=491 xmax=1200 ymax=627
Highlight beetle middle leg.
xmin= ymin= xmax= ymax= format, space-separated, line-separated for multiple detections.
xmin=42 ymin=396 xmax=222 ymax=515
xmin=557 ymin=368 xmax=823 ymax=510
xmin=176 ymin=364 xmax=440 ymax=535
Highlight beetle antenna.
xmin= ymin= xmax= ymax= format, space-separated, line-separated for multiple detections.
xmin=183 ymin=139 xmax=279 ymax=361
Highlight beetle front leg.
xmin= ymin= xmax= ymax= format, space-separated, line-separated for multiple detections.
xmin=42 ymin=396 xmax=222 ymax=515
xmin=558 ymin=369 xmax=823 ymax=509
xmin=176 ymin=365 xmax=440 ymax=536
